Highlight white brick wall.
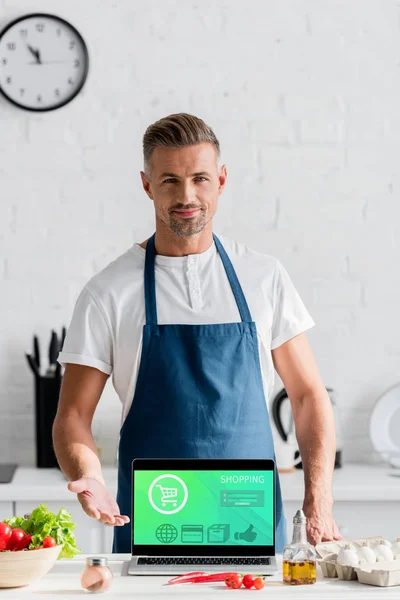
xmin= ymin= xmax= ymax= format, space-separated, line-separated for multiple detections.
xmin=1 ymin=0 xmax=399 ymax=466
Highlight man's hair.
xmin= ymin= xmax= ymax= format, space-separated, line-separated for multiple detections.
xmin=143 ymin=113 xmax=220 ymax=179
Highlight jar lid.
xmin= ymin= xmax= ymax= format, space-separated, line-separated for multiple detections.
xmin=293 ymin=509 xmax=307 ymax=523
xmin=86 ymin=557 xmax=108 ymax=567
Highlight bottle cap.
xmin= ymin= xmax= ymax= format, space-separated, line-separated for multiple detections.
xmin=293 ymin=509 xmax=307 ymax=523
xmin=86 ymin=557 xmax=108 ymax=567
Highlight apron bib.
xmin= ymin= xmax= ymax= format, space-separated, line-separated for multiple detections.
xmin=113 ymin=234 xmax=287 ymax=552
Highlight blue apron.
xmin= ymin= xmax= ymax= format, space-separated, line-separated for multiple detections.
xmin=113 ymin=233 xmax=287 ymax=552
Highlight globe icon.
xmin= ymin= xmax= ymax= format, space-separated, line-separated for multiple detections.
xmin=156 ymin=523 xmax=178 ymax=544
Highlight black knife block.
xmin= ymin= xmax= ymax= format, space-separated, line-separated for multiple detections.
xmin=34 ymin=373 xmax=62 ymax=468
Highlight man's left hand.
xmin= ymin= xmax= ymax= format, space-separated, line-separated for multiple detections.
xmin=303 ymin=501 xmax=343 ymax=545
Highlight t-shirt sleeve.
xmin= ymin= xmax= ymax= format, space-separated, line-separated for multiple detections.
xmin=271 ymin=260 xmax=315 ymax=350
xmin=57 ymin=285 xmax=113 ymax=375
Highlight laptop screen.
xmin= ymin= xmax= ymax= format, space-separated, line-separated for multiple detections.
xmin=132 ymin=459 xmax=275 ymax=556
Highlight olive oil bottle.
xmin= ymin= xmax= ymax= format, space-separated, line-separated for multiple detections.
xmin=282 ymin=509 xmax=317 ymax=585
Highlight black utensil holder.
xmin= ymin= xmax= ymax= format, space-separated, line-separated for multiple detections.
xmin=34 ymin=374 xmax=62 ymax=468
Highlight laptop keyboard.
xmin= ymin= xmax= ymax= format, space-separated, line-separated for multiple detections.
xmin=137 ymin=557 xmax=271 ymax=566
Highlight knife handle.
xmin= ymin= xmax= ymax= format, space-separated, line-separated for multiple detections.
xmin=33 ymin=335 xmax=40 ymax=369
xmin=25 ymin=353 xmax=40 ymax=378
xmin=60 ymin=326 xmax=67 ymax=351
xmin=49 ymin=330 xmax=58 ymax=365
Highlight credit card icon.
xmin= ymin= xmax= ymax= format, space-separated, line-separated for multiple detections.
xmin=181 ymin=525 xmax=204 ymax=543
xmin=220 ymin=490 xmax=264 ymax=507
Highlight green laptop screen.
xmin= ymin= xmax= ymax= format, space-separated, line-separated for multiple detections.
xmin=133 ymin=470 xmax=274 ymax=546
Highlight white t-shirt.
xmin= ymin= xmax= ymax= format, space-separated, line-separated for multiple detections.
xmin=58 ymin=234 xmax=315 ymax=425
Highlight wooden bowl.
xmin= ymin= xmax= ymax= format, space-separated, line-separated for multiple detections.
xmin=0 ymin=544 xmax=62 ymax=588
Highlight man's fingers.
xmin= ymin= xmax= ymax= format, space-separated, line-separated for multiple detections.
xmin=119 ymin=515 xmax=130 ymax=524
xmin=99 ymin=512 xmax=116 ymax=525
xmin=103 ymin=516 xmax=129 ymax=527
xmin=82 ymin=503 xmax=101 ymax=520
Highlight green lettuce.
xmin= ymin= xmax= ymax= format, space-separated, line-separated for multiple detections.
xmin=4 ymin=504 xmax=80 ymax=559
xmin=2 ymin=515 xmax=27 ymax=530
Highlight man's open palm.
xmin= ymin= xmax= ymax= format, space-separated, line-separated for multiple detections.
xmin=68 ymin=477 xmax=130 ymax=526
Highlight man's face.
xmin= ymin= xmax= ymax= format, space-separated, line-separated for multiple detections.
xmin=141 ymin=143 xmax=227 ymax=237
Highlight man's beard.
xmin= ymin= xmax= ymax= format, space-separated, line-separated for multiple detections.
xmin=166 ymin=206 xmax=209 ymax=237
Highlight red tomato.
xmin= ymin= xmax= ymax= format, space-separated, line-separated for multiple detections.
xmin=0 ymin=523 xmax=12 ymax=550
xmin=15 ymin=533 xmax=32 ymax=551
xmin=7 ymin=528 xmax=26 ymax=551
xmin=225 ymin=574 xmax=243 ymax=589
xmin=242 ymin=574 xmax=256 ymax=589
xmin=254 ymin=576 xmax=265 ymax=590
xmin=42 ymin=536 xmax=56 ymax=548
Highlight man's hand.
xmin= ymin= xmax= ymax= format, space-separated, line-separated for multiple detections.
xmin=303 ymin=501 xmax=342 ymax=545
xmin=68 ymin=477 xmax=130 ymax=526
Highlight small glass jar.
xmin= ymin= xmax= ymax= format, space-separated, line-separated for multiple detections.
xmin=81 ymin=557 xmax=113 ymax=594
xmin=282 ymin=509 xmax=317 ymax=585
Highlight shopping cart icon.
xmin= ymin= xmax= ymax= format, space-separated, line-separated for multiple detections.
xmin=148 ymin=474 xmax=188 ymax=514
xmin=156 ymin=484 xmax=178 ymax=507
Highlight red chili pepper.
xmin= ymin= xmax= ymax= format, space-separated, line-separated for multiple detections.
xmin=168 ymin=571 xmax=207 ymax=584
xmin=168 ymin=571 xmax=238 ymax=584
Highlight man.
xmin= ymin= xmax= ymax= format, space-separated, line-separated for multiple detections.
xmin=54 ymin=113 xmax=342 ymax=553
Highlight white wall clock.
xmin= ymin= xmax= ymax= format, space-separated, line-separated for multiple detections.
xmin=0 ymin=13 xmax=89 ymax=111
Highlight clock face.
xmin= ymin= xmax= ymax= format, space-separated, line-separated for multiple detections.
xmin=0 ymin=13 xmax=89 ymax=111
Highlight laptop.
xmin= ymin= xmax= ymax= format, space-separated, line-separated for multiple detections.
xmin=128 ymin=458 xmax=278 ymax=575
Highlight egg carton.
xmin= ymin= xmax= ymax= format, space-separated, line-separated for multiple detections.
xmin=316 ymin=536 xmax=384 ymax=580
xmin=355 ymin=559 xmax=400 ymax=587
xmin=317 ymin=537 xmax=400 ymax=585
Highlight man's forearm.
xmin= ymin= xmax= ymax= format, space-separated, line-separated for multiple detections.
xmin=53 ymin=412 xmax=105 ymax=485
xmin=293 ymin=389 xmax=336 ymax=507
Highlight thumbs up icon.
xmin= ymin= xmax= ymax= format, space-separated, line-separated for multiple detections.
xmin=234 ymin=524 xmax=257 ymax=543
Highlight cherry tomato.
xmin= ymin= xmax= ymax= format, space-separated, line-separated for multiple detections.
xmin=225 ymin=574 xmax=243 ymax=589
xmin=15 ymin=533 xmax=32 ymax=551
xmin=242 ymin=574 xmax=256 ymax=589
xmin=42 ymin=536 xmax=56 ymax=548
xmin=254 ymin=576 xmax=265 ymax=590
xmin=0 ymin=523 xmax=12 ymax=551
xmin=7 ymin=528 xmax=26 ymax=551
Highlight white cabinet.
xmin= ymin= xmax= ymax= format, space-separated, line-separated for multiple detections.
xmin=283 ymin=500 xmax=400 ymax=541
xmin=0 ymin=502 xmax=13 ymax=520
xmin=15 ymin=501 xmax=105 ymax=554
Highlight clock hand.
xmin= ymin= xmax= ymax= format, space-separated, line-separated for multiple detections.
xmin=26 ymin=44 xmax=40 ymax=63
xmin=26 ymin=60 xmax=71 ymax=65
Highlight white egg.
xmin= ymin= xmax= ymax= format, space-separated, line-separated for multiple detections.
xmin=374 ymin=544 xmax=394 ymax=561
xmin=337 ymin=545 xmax=359 ymax=567
xmin=357 ymin=545 xmax=377 ymax=565
xmin=391 ymin=538 xmax=400 ymax=554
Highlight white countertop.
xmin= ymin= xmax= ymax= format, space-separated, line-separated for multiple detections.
xmin=1 ymin=464 xmax=399 ymax=502
xmin=1 ymin=554 xmax=398 ymax=599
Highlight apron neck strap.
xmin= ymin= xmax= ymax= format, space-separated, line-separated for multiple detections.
xmin=144 ymin=233 xmax=252 ymax=324
xmin=212 ymin=234 xmax=252 ymax=322
xmin=144 ymin=234 xmax=158 ymax=325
